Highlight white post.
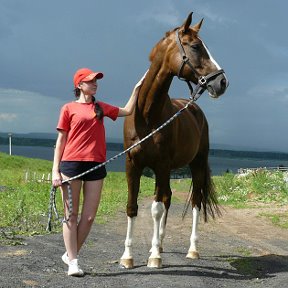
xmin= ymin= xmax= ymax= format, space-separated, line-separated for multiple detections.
xmin=8 ymin=133 xmax=12 ymax=155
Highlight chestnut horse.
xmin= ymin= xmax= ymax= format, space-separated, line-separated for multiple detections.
xmin=120 ymin=12 xmax=228 ymax=268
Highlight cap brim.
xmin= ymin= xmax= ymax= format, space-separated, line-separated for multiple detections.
xmin=82 ymin=72 xmax=104 ymax=82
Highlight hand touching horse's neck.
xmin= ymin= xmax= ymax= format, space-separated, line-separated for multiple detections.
xmin=137 ymin=65 xmax=173 ymax=126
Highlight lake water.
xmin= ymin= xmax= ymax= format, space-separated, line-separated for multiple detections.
xmin=1 ymin=145 xmax=288 ymax=176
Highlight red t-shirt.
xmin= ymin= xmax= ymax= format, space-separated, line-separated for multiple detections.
xmin=57 ymin=101 xmax=119 ymax=162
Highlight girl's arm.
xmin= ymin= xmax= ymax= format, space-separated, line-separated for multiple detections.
xmin=52 ymin=130 xmax=67 ymax=187
xmin=118 ymin=70 xmax=148 ymax=117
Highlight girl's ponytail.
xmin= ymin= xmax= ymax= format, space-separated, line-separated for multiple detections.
xmin=92 ymin=96 xmax=104 ymax=120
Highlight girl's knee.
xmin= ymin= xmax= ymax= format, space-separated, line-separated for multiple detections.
xmin=79 ymin=214 xmax=95 ymax=225
xmin=87 ymin=215 xmax=95 ymax=224
xmin=67 ymin=213 xmax=79 ymax=223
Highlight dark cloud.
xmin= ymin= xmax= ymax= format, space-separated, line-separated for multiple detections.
xmin=0 ymin=0 xmax=287 ymax=152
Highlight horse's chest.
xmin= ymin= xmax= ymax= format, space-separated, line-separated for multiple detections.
xmin=129 ymin=134 xmax=169 ymax=159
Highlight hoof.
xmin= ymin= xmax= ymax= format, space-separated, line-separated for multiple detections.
xmin=147 ymin=257 xmax=162 ymax=268
xmin=186 ymin=251 xmax=200 ymax=259
xmin=119 ymin=258 xmax=134 ymax=269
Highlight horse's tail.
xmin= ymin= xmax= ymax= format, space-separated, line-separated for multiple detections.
xmin=184 ymin=153 xmax=222 ymax=222
xmin=182 ymin=165 xmax=222 ymax=221
xmin=201 ymin=163 xmax=222 ymax=222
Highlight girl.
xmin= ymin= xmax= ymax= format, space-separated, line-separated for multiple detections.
xmin=52 ymin=67 xmax=146 ymax=276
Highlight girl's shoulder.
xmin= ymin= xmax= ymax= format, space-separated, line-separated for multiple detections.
xmin=96 ymin=100 xmax=106 ymax=106
xmin=97 ymin=100 xmax=117 ymax=109
xmin=60 ymin=101 xmax=80 ymax=114
xmin=62 ymin=101 xmax=75 ymax=108
xmin=96 ymin=100 xmax=119 ymax=120
xmin=62 ymin=101 xmax=85 ymax=109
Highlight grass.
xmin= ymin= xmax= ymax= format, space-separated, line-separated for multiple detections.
xmin=0 ymin=152 xmax=288 ymax=245
xmin=0 ymin=152 xmax=155 ymax=244
xmin=213 ymin=170 xmax=288 ymax=206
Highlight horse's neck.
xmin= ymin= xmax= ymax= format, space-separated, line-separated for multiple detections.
xmin=138 ymin=65 xmax=173 ymax=125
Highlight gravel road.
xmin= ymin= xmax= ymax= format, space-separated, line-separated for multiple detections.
xmin=0 ymin=193 xmax=287 ymax=288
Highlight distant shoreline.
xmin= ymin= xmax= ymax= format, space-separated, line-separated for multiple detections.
xmin=1 ymin=135 xmax=288 ymax=160
xmin=0 ymin=133 xmax=288 ymax=155
xmin=1 ymin=143 xmax=288 ymax=176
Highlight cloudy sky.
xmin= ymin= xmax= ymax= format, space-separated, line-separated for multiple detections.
xmin=0 ymin=0 xmax=287 ymax=152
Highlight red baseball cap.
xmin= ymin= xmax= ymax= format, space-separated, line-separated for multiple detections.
xmin=73 ymin=68 xmax=104 ymax=88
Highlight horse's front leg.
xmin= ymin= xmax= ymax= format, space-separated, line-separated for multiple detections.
xmin=147 ymin=170 xmax=171 ymax=268
xmin=120 ymin=216 xmax=137 ymax=268
xmin=120 ymin=159 xmax=142 ymax=269
xmin=148 ymin=202 xmax=167 ymax=252
xmin=159 ymin=206 xmax=168 ymax=252
xmin=147 ymin=201 xmax=165 ymax=268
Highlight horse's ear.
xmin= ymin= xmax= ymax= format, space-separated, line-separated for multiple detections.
xmin=192 ymin=18 xmax=204 ymax=33
xmin=183 ymin=12 xmax=193 ymax=33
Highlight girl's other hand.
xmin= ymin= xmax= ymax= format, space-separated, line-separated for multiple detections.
xmin=52 ymin=171 xmax=62 ymax=187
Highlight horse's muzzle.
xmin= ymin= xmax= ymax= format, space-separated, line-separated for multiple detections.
xmin=207 ymin=73 xmax=229 ymax=98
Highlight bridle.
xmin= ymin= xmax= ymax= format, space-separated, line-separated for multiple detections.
xmin=175 ymin=28 xmax=225 ymax=99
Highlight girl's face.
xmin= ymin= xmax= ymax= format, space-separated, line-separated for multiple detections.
xmin=79 ymin=78 xmax=98 ymax=95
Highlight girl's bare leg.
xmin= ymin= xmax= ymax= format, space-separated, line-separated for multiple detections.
xmin=61 ymin=179 xmax=82 ymax=261
xmin=77 ymin=179 xmax=104 ymax=251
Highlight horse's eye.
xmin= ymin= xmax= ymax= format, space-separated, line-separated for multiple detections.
xmin=190 ymin=44 xmax=199 ymax=51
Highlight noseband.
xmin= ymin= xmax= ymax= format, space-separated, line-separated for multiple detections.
xmin=175 ymin=29 xmax=224 ymax=98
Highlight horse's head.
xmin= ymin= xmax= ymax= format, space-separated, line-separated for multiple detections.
xmin=151 ymin=12 xmax=228 ymax=98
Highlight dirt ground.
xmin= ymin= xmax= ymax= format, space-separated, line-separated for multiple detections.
xmin=0 ymin=192 xmax=287 ymax=288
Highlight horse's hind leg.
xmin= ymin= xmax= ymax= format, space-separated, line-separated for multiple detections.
xmin=186 ymin=154 xmax=208 ymax=259
xmin=186 ymin=201 xmax=201 ymax=259
xmin=120 ymin=159 xmax=142 ymax=269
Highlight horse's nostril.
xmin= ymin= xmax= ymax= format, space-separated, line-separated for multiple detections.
xmin=221 ymin=77 xmax=229 ymax=89
xmin=221 ymin=78 xmax=226 ymax=88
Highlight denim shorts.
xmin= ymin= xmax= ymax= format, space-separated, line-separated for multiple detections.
xmin=59 ymin=161 xmax=107 ymax=181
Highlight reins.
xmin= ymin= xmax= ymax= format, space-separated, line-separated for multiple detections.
xmin=46 ymin=29 xmax=225 ymax=231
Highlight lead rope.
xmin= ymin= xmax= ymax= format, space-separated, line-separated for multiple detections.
xmin=46 ymin=78 xmax=207 ymax=231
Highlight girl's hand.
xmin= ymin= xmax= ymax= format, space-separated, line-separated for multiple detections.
xmin=118 ymin=69 xmax=149 ymax=117
xmin=134 ymin=69 xmax=149 ymax=90
xmin=52 ymin=170 xmax=62 ymax=187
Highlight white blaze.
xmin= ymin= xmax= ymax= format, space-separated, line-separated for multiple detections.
xmin=201 ymin=39 xmax=229 ymax=88
xmin=201 ymin=40 xmax=221 ymax=69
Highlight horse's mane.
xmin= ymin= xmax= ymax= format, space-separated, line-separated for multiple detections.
xmin=149 ymin=28 xmax=179 ymax=62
